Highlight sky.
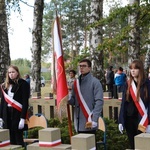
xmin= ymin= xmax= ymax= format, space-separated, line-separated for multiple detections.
xmin=8 ymin=0 xmax=129 ymax=61
xmin=9 ymin=1 xmax=34 ymax=61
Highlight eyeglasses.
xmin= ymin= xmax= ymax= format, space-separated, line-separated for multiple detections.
xmin=79 ymin=65 xmax=88 ymax=68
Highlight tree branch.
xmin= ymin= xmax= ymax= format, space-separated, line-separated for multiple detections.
xmin=20 ymin=0 xmax=34 ymax=8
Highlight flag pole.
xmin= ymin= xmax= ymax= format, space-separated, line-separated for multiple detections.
xmin=54 ymin=9 xmax=73 ymax=140
xmin=67 ymin=103 xmax=73 ymax=139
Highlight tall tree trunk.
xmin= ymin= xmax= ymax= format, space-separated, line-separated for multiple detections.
xmin=90 ymin=0 xmax=105 ymax=89
xmin=0 ymin=0 xmax=10 ymax=84
xmin=128 ymin=0 xmax=140 ymax=65
xmin=31 ymin=0 xmax=44 ymax=93
xmin=144 ymin=29 xmax=150 ymax=75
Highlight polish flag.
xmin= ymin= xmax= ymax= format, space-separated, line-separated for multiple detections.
xmin=52 ymin=16 xmax=68 ymax=110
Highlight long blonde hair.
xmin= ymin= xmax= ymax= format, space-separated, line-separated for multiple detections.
xmin=4 ymin=65 xmax=21 ymax=90
xmin=126 ymin=59 xmax=147 ymax=101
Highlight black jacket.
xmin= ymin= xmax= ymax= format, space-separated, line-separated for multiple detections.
xmin=0 ymin=78 xmax=30 ymax=130
xmin=106 ymin=70 xmax=114 ymax=85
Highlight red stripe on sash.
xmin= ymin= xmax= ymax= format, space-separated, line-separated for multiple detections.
xmin=1 ymin=85 xmax=22 ymax=112
xmin=130 ymin=87 xmax=144 ymax=116
xmin=4 ymin=95 xmax=22 ymax=112
xmin=144 ymin=118 xmax=149 ymax=127
xmin=1 ymin=85 xmax=29 ymax=121
xmin=74 ymin=80 xmax=89 ymax=121
xmin=130 ymin=81 xmax=149 ymax=128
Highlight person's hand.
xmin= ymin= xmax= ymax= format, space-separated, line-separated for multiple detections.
xmin=118 ymin=124 xmax=123 ymax=134
xmin=0 ymin=118 xmax=3 ymax=129
xmin=146 ymin=125 xmax=150 ymax=133
xmin=68 ymin=86 xmax=71 ymax=90
xmin=18 ymin=118 xmax=25 ymax=129
xmin=85 ymin=121 xmax=97 ymax=129
xmin=85 ymin=122 xmax=92 ymax=129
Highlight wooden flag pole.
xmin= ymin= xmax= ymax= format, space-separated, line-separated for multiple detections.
xmin=67 ymin=103 xmax=73 ymax=142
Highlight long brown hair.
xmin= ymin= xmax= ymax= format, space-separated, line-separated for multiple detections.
xmin=4 ymin=65 xmax=21 ymax=90
xmin=126 ymin=59 xmax=147 ymax=101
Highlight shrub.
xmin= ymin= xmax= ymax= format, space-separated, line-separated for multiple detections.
xmin=96 ymin=118 xmax=129 ymax=150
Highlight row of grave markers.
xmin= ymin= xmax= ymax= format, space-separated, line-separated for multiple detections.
xmin=0 ymin=128 xmax=150 ymax=150
xmin=0 ymin=128 xmax=95 ymax=150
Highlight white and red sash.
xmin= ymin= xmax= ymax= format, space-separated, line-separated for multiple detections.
xmin=130 ymin=81 xmax=149 ymax=132
xmin=1 ymin=86 xmax=22 ymax=112
xmin=74 ymin=79 xmax=92 ymax=122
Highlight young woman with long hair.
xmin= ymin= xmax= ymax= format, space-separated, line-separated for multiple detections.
xmin=0 ymin=65 xmax=30 ymax=147
xmin=118 ymin=59 xmax=150 ymax=149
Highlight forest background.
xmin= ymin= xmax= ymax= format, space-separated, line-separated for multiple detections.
xmin=0 ymin=0 xmax=150 ymax=93
xmin=0 ymin=1 xmax=149 ymax=149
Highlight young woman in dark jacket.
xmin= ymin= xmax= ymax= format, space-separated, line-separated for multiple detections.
xmin=0 ymin=65 xmax=30 ymax=147
xmin=118 ymin=59 xmax=150 ymax=149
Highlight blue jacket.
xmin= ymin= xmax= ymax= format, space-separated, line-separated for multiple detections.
xmin=114 ymin=72 xmax=126 ymax=86
xmin=119 ymin=79 xmax=150 ymax=128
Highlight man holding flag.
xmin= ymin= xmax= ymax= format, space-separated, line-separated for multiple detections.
xmin=68 ymin=59 xmax=104 ymax=136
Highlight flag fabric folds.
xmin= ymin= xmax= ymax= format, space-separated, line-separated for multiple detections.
xmin=52 ymin=16 xmax=68 ymax=110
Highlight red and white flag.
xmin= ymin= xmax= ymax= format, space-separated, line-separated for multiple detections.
xmin=52 ymin=16 xmax=68 ymax=110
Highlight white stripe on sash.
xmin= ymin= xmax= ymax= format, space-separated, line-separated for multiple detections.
xmin=1 ymin=86 xmax=22 ymax=111
xmin=76 ymin=79 xmax=92 ymax=122
xmin=131 ymin=81 xmax=148 ymax=127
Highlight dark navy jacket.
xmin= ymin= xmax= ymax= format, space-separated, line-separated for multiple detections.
xmin=118 ymin=79 xmax=150 ymax=128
